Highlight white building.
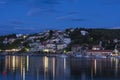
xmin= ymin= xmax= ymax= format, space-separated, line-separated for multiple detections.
xmin=57 ymin=44 xmax=67 ymax=50
xmin=29 ymin=42 xmax=40 ymax=47
xmin=46 ymin=44 xmax=56 ymax=49
xmin=8 ymin=38 xmax=16 ymax=43
xmin=87 ymin=50 xmax=113 ymax=56
xmin=16 ymin=34 xmax=23 ymax=38
xmin=29 ymin=42 xmax=44 ymax=52
xmin=63 ymin=38 xmax=71 ymax=44
xmin=50 ymin=38 xmax=60 ymax=43
xmin=39 ymin=45 xmax=45 ymax=51
xmin=3 ymin=40 xmax=8 ymax=44
xmin=92 ymin=45 xmax=101 ymax=50
xmin=3 ymin=38 xmax=8 ymax=44
xmin=80 ymin=30 xmax=88 ymax=36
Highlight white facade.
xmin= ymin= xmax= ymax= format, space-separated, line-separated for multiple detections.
xmin=29 ymin=42 xmax=40 ymax=47
xmin=9 ymin=38 xmax=16 ymax=43
xmin=29 ymin=42 xmax=44 ymax=52
xmin=63 ymin=38 xmax=71 ymax=44
xmin=30 ymin=45 xmax=44 ymax=52
xmin=46 ymin=44 xmax=56 ymax=49
xmin=3 ymin=40 xmax=8 ymax=44
xmin=50 ymin=38 xmax=60 ymax=43
xmin=92 ymin=46 xmax=101 ymax=50
xmin=80 ymin=30 xmax=88 ymax=36
xmin=16 ymin=34 xmax=23 ymax=38
xmin=38 ymin=45 xmax=45 ymax=51
xmin=57 ymin=44 xmax=67 ymax=50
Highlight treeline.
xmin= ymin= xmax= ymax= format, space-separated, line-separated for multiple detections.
xmin=66 ymin=28 xmax=120 ymax=50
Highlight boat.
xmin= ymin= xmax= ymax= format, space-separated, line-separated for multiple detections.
xmin=116 ymin=56 xmax=120 ymax=59
xmin=73 ymin=54 xmax=82 ymax=57
xmin=94 ymin=55 xmax=106 ymax=58
xmin=58 ymin=54 xmax=68 ymax=58
xmin=83 ymin=55 xmax=89 ymax=58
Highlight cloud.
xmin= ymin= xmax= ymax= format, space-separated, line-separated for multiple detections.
xmin=70 ymin=18 xmax=85 ymax=21
xmin=56 ymin=15 xmax=86 ymax=22
xmin=109 ymin=27 xmax=120 ymax=29
xmin=27 ymin=8 xmax=57 ymax=16
xmin=56 ymin=15 xmax=72 ymax=20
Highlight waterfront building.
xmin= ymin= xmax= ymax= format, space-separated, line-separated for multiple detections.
xmin=87 ymin=50 xmax=113 ymax=56
xmin=92 ymin=45 xmax=101 ymax=50
xmin=57 ymin=44 xmax=67 ymax=50
xmin=71 ymin=45 xmax=82 ymax=53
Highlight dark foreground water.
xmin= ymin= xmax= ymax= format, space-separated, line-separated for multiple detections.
xmin=0 ymin=55 xmax=120 ymax=80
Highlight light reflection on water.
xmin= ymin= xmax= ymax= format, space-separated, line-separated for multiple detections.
xmin=0 ymin=56 xmax=120 ymax=80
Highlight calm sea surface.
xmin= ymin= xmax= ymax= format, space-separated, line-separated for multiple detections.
xmin=0 ymin=55 xmax=120 ymax=80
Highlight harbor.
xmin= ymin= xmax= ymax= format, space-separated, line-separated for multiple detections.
xmin=0 ymin=55 xmax=120 ymax=80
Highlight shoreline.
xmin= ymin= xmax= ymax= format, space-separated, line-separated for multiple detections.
xmin=0 ymin=51 xmax=118 ymax=58
xmin=0 ymin=52 xmax=69 ymax=56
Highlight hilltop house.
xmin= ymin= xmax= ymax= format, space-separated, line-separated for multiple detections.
xmin=80 ymin=30 xmax=88 ymax=36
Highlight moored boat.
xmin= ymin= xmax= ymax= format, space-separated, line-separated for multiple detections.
xmin=58 ymin=54 xmax=68 ymax=58
xmin=94 ymin=55 xmax=106 ymax=58
xmin=73 ymin=54 xmax=82 ymax=57
xmin=83 ymin=55 xmax=89 ymax=58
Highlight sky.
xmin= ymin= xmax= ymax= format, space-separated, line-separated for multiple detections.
xmin=0 ymin=0 xmax=120 ymax=35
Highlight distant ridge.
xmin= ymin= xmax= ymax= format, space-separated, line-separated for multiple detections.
xmin=108 ymin=27 xmax=120 ymax=29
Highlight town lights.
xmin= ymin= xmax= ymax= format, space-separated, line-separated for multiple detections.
xmin=43 ymin=49 xmax=50 ymax=53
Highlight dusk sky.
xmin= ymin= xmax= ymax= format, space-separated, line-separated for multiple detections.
xmin=0 ymin=0 xmax=120 ymax=34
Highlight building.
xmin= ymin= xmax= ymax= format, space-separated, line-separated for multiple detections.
xmin=71 ymin=45 xmax=82 ymax=52
xmin=63 ymin=38 xmax=71 ymax=44
xmin=87 ymin=50 xmax=113 ymax=56
xmin=16 ymin=34 xmax=23 ymax=38
xmin=45 ymin=44 xmax=56 ymax=49
xmin=49 ymin=38 xmax=60 ymax=43
xmin=80 ymin=30 xmax=88 ymax=36
xmin=57 ymin=44 xmax=67 ymax=50
xmin=29 ymin=42 xmax=42 ymax=52
xmin=8 ymin=38 xmax=16 ymax=44
xmin=92 ymin=45 xmax=101 ymax=50
xmin=3 ymin=38 xmax=8 ymax=44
